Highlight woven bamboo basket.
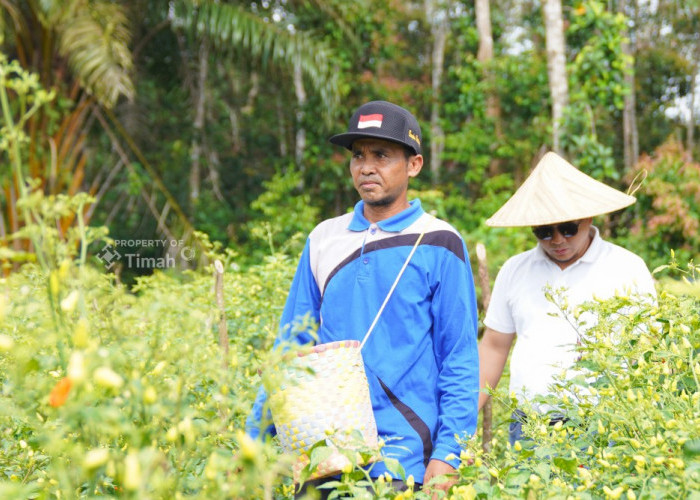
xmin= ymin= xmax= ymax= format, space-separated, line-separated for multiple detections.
xmin=268 ymin=340 xmax=378 ymax=482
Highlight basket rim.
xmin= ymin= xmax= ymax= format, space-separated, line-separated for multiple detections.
xmin=297 ymin=339 xmax=360 ymax=357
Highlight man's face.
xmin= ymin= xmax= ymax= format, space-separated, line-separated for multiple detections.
xmin=532 ymin=217 xmax=594 ymax=269
xmin=349 ymin=138 xmax=422 ymax=209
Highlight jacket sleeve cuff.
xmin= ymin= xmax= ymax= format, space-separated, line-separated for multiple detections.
xmin=431 ymin=444 xmax=461 ymax=469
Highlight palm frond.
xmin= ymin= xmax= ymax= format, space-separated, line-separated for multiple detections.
xmin=54 ymin=1 xmax=134 ymax=107
xmin=171 ymin=0 xmax=339 ymax=120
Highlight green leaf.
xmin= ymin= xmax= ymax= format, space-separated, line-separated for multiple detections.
xmin=683 ymin=439 xmax=700 ymax=457
xmin=534 ymin=462 xmax=551 ymax=480
xmin=505 ymin=468 xmax=531 ymax=487
xmin=553 ymin=457 xmax=579 ymax=475
xmin=0 ymin=482 xmax=41 ymax=499
xmin=308 ymin=445 xmax=334 ymax=472
xmin=382 ymin=457 xmax=405 ymax=480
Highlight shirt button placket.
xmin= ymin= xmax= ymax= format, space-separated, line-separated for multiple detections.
xmin=363 ymin=225 xmax=378 ymax=268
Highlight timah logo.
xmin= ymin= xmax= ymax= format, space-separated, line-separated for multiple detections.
xmin=96 ymin=245 xmax=122 ymax=270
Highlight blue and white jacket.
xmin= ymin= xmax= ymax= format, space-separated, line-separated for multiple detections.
xmin=247 ymin=200 xmax=479 ymax=481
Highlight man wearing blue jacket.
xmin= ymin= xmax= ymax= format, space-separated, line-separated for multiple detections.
xmin=246 ymin=100 xmax=479 ymax=496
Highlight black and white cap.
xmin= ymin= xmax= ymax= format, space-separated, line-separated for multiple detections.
xmin=329 ymin=100 xmax=422 ymax=155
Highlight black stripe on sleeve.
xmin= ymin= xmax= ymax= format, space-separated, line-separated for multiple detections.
xmin=378 ymin=377 xmax=433 ymax=468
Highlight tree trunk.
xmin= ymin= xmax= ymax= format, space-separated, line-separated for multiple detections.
xmin=542 ymin=0 xmax=569 ymax=154
xmin=190 ymin=38 xmax=209 ymax=209
xmin=475 ymin=0 xmax=503 ymax=175
xmin=294 ymin=59 xmax=307 ymax=175
xmin=688 ymin=72 xmax=696 ymax=160
xmin=426 ymin=0 xmax=449 ymax=184
xmin=226 ymin=69 xmax=259 ymax=156
xmin=688 ymin=37 xmax=700 ymax=160
xmin=276 ymin=94 xmax=288 ymax=158
xmin=620 ymin=0 xmax=639 ymax=170
xmin=476 ymin=0 xmax=493 ymax=62
xmin=225 ymin=68 xmax=242 ymax=155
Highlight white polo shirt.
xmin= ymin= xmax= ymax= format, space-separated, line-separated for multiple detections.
xmin=484 ymin=227 xmax=656 ymax=404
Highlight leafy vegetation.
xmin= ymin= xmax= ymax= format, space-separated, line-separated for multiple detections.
xmin=459 ymin=266 xmax=700 ymax=499
xmin=619 ymin=141 xmax=700 ymax=271
xmin=1 ymin=189 xmax=698 ymax=498
xmin=1 ymin=1 xmax=699 ymax=498
xmin=0 ymin=231 xmax=297 ymax=498
xmin=3 ymin=0 xmax=698 ymax=270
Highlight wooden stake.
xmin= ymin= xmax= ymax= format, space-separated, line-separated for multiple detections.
xmin=214 ymin=259 xmax=229 ymax=368
xmin=476 ymin=243 xmax=493 ymax=453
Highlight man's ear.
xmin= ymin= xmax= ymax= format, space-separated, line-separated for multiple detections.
xmin=408 ymin=154 xmax=423 ymax=178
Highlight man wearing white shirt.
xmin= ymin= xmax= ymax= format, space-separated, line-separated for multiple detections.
xmin=478 ymin=152 xmax=656 ymax=444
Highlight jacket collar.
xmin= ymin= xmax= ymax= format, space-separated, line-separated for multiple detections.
xmin=347 ymin=199 xmax=424 ymax=232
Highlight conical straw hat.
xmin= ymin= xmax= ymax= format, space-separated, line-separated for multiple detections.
xmin=485 ymin=152 xmax=636 ymax=227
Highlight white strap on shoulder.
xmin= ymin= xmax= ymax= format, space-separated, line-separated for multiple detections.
xmin=360 ymin=232 xmax=425 ymax=350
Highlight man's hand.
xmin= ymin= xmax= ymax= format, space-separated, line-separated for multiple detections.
xmin=423 ymin=459 xmax=456 ymax=498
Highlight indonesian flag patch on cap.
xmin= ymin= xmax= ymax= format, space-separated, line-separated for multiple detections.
xmin=357 ymin=113 xmax=383 ymax=129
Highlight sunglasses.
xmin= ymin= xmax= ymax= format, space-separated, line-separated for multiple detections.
xmin=531 ymin=221 xmax=581 ymax=240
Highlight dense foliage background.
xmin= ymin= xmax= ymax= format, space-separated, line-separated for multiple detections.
xmin=2 ymin=0 xmax=699 ymax=275
xmin=1 ymin=0 xmax=699 ymax=498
